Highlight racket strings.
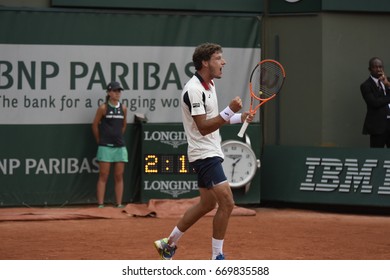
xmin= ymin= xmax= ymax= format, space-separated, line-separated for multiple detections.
xmin=251 ymin=62 xmax=284 ymax=100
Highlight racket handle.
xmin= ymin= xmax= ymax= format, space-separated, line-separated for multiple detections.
xmin=237 ymin=120 xmax=249 ymax=137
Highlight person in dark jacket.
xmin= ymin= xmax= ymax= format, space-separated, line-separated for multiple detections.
xmin=361 ymin=57 xmax=390 ymax=147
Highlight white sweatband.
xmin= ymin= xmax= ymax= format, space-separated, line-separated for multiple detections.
xmin=230 ymin=113 xmax=242 ymax=124
xmin=219 ymin=106 xmax=235 ymax=121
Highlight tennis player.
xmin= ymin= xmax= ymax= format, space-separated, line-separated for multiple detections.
xmin=154 ymin=43 xmax=254 ymax=260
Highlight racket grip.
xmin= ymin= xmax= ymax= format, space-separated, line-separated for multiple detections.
xmin=237 ymin=120 xmax=249 ymax=137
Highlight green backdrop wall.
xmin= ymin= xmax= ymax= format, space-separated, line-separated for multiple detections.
xmin=0 ymin=9 xmax=261 ymax=206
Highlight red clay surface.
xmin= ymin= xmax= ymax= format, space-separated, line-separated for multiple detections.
xmin=1 ymin=206 xmax=389 ymax=260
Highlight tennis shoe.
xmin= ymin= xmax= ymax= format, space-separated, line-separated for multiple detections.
xmin=214 ymin=253 xmax=225 ymax=260
xmin=154 ymin=238 xmax=177 ymax=260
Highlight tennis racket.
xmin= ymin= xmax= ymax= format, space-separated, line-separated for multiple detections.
xmin=237 ymin=59 xmax=286 ymax=137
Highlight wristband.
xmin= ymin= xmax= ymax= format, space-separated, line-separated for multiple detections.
xmin=230 ymin=113 xmax=242 ymax=124
xmin=219 ymin=106 xmax=235 ymax=121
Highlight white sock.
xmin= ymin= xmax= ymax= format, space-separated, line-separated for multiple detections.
xmin=212 ymin=237 xmax=224 ymax=259
xmin=168 ymin=226 xmax=184 ymax=246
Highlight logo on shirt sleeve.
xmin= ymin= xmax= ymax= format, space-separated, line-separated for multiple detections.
xmin=192 ymin=103 xmax=201 ymax=108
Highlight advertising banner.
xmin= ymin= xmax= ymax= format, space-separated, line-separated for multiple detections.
xmin=0 ymin=45 xmax=259 ymax=124
xmin=261 ymin=145 xmax=390 ymax=207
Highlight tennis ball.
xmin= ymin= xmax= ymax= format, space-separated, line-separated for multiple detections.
xmin=259 ymin=91 xmax=263 ymax=95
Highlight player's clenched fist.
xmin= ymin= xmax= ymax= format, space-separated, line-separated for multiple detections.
xmin=229 ymin=96 xmax=243 ymax=112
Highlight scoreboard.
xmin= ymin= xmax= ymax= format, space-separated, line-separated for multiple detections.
xmin=140 ymin=123 xmax=261 ymax=204
xmin=141 ymin=124 xmax=198 ymax=202
xmin=144 ymin=154 xmax=196 ymax=174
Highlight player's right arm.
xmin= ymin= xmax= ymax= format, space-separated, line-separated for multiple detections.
xmin=193 ymin=114 xmax=225 ymax=136
xmin=92 ymin=104 xmax=106 ymax=144
xmin=194 ymin=97 xmax=243 ymax=136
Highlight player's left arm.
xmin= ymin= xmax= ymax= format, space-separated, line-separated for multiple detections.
xmin=229 ymin=111 xmax=255 ymax=124
xmin=122 ymin=104 xmax=127 ymax=135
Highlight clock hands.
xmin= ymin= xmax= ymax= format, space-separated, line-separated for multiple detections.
xmin=233 ymin=157 xmax=242 ymax=165
xmin=221 ymin=140 xmax=258 ymax=191
xmin=229 ymin=155 xmax=242 ymax=181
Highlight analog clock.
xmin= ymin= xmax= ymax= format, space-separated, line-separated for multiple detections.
xmin=221 ymin=139 xmax=260 ymax=190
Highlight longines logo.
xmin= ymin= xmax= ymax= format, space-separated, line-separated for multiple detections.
xmin=144 ymin=131 xmax=187 ymax=148
xmin=144 ymin=180 xmax=198 ymax=198
xmin=300 ymin=157 xmax=390 ymax=195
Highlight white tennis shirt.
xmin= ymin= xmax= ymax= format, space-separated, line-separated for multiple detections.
xmin=181 ymin=72 xmax=224 ymax=163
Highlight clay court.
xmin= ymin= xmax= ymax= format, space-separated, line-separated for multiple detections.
xmin=0 ymin=199 xmax=389 ymax=260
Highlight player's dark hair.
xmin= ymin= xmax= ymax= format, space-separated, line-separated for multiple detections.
xmin=193 ymin=43 xmax=222 ymax=71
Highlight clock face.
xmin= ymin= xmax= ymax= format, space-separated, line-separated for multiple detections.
xmin=221 ymin=140 xmax=258 ymax=188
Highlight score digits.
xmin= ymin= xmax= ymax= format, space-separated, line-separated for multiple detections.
xmin=144 ymin=154 xmax=195 ymax=174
